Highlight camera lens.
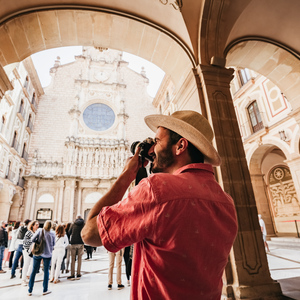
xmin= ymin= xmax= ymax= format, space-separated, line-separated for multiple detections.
xmin=130 ymin=141 xmax=140 ymax=156
xmin=130 ymin=139 xmax=154 ymax=162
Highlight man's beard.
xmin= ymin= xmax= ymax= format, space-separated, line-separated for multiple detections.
xmin=151 ymin=141 xmax=175 ymax=173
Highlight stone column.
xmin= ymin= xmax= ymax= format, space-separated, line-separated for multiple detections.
xmin=29 ymin=180 xmax=38 ymax=220
xmin=198 ymin=64 xmax=282 ymax=299
xmin=77 ymin=187 xmax=82 ymax=217
xmin=56 ymin=180 xmax=65 ymax=222
xmin=24 ymin=181 xmax=34 ymax=218
xmin=69 ymin=180 xmax=76 ymax=221
xmin=250 ymin=174 xmax=275 ymax=236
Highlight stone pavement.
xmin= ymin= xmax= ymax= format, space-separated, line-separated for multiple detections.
xmin=0 ymin=243 xmax=299 ymax=299
xmin=0 ymin=247 xmax=130 ymax=300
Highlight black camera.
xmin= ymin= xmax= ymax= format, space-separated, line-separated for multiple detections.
xmin=130 ymin=138 xmax=154 ymax=162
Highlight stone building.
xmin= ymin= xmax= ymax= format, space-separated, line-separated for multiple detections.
xmin=0 ymin=58 xmax=43 ymax=222
xmin=23 ymin=47 xmax=156 ymax=224
xmin=154 ymin=69 xmax=300 ymax=238
xmin=2 ymin=1 xmax=300 ymax=298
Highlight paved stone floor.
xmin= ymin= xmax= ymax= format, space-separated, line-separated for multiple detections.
xmin=0 ymin=244 xmax=299 ymax=299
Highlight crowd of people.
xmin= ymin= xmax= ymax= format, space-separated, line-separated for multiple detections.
xmin=0 ymin=215 xmax=132 ymax=296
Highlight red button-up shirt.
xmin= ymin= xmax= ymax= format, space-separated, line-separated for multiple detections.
xmin=97 ymin=163 xmax=238 ymax=300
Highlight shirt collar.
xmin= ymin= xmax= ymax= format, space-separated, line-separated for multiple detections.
xmin=173 ymin=163 xmax=214 ymax=175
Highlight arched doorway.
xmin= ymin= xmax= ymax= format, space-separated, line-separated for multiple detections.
xmin=268 ymin=165 xmax=300 ymax=235
xmin=249 ymin=143 xmax=300 ymax=236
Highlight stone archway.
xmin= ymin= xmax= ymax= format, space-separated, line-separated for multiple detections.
xmin=248 ymin=143 xmax=300 ymax=236
xmin=0 ymin=9 xmax=194 ymax=93
xmin=226 ymin=40 xmax=300 ymax=111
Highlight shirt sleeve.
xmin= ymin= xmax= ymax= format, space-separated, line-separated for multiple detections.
xmin=97 ymin=178 xmax=157 ymax=252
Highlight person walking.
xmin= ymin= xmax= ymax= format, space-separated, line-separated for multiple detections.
xmin=63 ymin=222 xmax=72 ymax=273
xmin=258 ymin=214 xmax=270 ymax=252
xmin=107 ymin=249 xmax=124 ymax=290
xmin=67 ymin=215 xmax=85 ymax=281
xmin=8 ymin=221 xmax=20 ymax=269
xmin=50 ymin=224 xmax=69 ymax=284
xmin=28 ymin=220 xmax=55 ymax=296
xmin=3 ymin=225 xmax=12 ymax=268
xmin=21 ymin=220 xmax=39 ymax=286
xmin=11 ymin=219 xmax=31 ymax=279
xmin=123 ymin=245 xmax=133 ymax=286
xmin=0 ymin=220 xmax=8 ymax=273
xmin=84 ymin=244 xmax=93 ymax=260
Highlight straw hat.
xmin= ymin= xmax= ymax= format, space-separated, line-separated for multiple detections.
xmin=144 ymin=110 xmax=221 ymax=166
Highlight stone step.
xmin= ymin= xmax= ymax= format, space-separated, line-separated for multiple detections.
xmin=268 ymin=237 xmax=300 ymax=250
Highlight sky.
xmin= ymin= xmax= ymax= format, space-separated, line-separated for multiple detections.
xmin=31 ymin=46 xmax=165 ymax=98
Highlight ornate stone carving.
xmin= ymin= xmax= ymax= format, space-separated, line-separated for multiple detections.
xmin=158 ymin=0 xmax=183 ymax=11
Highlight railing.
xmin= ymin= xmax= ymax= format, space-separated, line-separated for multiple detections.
xmin=6 ymin=169 xmax=15 ymax=182
xmin=281 ymin=220 xmax=300 ymax=238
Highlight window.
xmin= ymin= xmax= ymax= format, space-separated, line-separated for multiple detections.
xmin=0 ymin=116 xmax=5 ymax=133
xmin=82 ymin=103 xmax=115 ymax=131
xmin=18 ymin=169 xmax=25 ymax=188
xmin=31 ymin=92 xmax=36 ymax=103
xmin=247 ymin=101 xmax=264 ymax=133
xmin=22 ymin=143 xmax=28 ymax=161
xmin=238 ymin=68 xmax=251 ymax=86
xmin=12 ymin=131 xmax=19 ymax=151
xmin=18 ymin=100 xmax=25 ymax=119
xmin=27 ymin=115 xmax=33 ymax=132
xmin=24 ymin=76 xmax=29 ymax=89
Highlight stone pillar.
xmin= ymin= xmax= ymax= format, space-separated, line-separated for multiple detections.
xmin=198 ymin=64 xmax=282 ymax=299
xmin=29 ymin=181 xmax=38 ymax=220
xmin=77 ymin=187 xmax=82 ymax=217
xmin=24 ymin=181 xmax=34 ymax=218
xmin=69 ymin=180 xmax=76 ymax=221
xmin=57 ymin=180 xmax=65 ymax=222
xmin=251 ymin=174 xmax=275 ymax=236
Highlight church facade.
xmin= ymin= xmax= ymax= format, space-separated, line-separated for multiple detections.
xmin=23 ymin=47 xmax=156 ymax=224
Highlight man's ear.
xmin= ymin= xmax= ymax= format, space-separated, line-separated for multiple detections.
xmin=175 ymin=138 xmax=189 ymax=155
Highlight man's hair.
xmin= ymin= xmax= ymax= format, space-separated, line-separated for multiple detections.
xmin=168 ymin=129 xmax=204 ymax=163
xmin=24 ymin=219 xmax=31 ymax=226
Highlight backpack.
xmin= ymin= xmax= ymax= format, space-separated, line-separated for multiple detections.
xmin=17 ymin=226 xmax=28 ymax=240
xmin=30 ymin=229 xmax=45 ymax=256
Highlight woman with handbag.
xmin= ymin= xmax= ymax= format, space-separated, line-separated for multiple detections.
xmin=21 ymin=220 xmax=39 ymax=286
xmin=28 ymin=220 xmax=55 ymax=296
xmin=50 ymin=224 xmax=69 ymax=284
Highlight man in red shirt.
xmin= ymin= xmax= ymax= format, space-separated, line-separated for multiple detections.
xmin=82 ymin=110 xmax=238 ymax=299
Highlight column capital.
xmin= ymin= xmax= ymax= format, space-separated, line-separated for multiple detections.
xmin=198 ymin=64 xmax=234 ymax=87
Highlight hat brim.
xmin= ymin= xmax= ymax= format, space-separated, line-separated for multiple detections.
xmin=144 ymin=114 xmax=221 ymax=166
